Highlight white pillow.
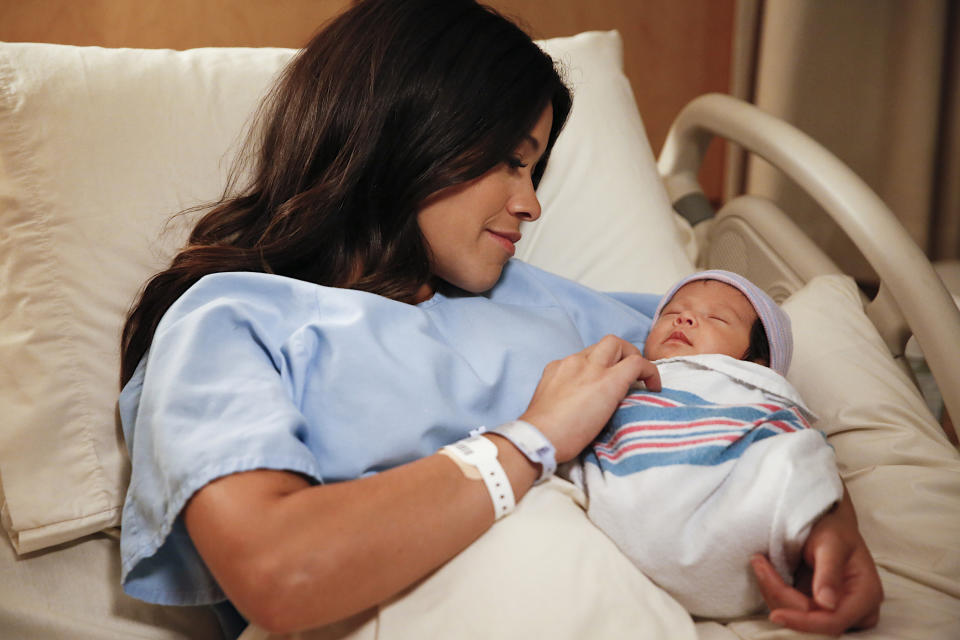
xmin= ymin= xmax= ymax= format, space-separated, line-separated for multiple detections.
xmin=0 ymin=43 xmax=295 ymax=554
xmin=0 ymin=31 xmax=690 ymax=553
xmin=520 ymin=31 xmax=694 ymax=293
xmin=240 ymin=479 xmax=697 ymax=640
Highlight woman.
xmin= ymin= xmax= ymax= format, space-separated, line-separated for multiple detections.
xmin=119 ymin=0 xmax=882 ymax=636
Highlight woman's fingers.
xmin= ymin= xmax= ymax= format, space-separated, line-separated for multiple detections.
xmin=586 ymin=336 xmax=661 ymax=390
xmin=797 ymin=522 xmax=881 ymax=632
xmin=584 ymin=334 xmax=639 ymax=365
xmin=756 ymin=538 xmax=883 ymax=635
xmin=768 ymin=608 xmax=851 ymax=635
xmin=809 ymin=530 xmax=846 ymax=611
xmin=628 ymin=354 xmax=661 ymax=391
xmin=825 ymin=545 xmax=883 ymax=631
xmin=751 ymin=552 xmax=851 ymax=634
xmin=769 ymin=590 xmax=878 ymax=637
xmin=750 ymin=554 xmax=811 ymax=613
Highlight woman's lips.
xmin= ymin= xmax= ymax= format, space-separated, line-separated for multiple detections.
xmin=487 ymin=229 xmax=520 ymax=256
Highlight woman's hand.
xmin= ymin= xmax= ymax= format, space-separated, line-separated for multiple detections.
xmin=750 ymin=488 xmax=883 ymax=635
xmin=519 ymin=335 xmax=660 ymax=462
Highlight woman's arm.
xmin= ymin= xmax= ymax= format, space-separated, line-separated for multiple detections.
xmin=750 ymin=485 xmax=883 ymax=634
xmin=184 ymin=441 xmax=536 ymax=633
xmin=185 ymin=335 xmax=659 ymax=633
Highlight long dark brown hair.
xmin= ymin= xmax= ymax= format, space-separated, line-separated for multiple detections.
xmin=120 ymin=0 xmax=572 ymax=386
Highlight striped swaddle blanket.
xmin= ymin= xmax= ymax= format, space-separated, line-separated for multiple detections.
xmin=569 ymin=354 xmax=842 ymax=618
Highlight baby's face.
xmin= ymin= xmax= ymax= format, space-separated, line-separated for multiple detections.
xmin=644 ymin=280 xmax=758 ymax=361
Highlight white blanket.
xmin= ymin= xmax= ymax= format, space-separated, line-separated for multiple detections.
xmin=569 ymin=354 xmax=843 ymax=618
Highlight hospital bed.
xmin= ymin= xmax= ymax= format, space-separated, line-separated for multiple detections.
xmin=1 ymin=30 xmax=958 ymax=640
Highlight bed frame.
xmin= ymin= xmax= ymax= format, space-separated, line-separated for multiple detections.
xmin=659 ymin=94 xmax=960 ymax=441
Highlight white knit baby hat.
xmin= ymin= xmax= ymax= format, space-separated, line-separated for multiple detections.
xmin=653 ymin=270 xmax=793 ymax=375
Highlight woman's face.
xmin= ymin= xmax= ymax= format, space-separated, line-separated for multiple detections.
xmin=644 ymin=280 xmax=758 ymax=362
xmin=415 ymin=105 xmax=553 ymax=300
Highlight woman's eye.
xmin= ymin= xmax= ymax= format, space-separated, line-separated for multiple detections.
xmin=507 ymin=156 xmax=528 ymax=169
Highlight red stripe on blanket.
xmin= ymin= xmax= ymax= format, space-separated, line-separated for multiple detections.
xmin=600 ymin=418 xmax=747 ymax=450
xmin=596 ymin=434 xmax=742 ymax=461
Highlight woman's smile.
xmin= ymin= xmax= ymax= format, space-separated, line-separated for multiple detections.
xmin=486 ymin=229 xmax=522 ymax=256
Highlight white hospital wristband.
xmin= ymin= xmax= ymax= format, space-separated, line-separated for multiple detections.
xmin=442 ymin=436 xmax=515 ymax=520
xmin=492 ymin=420 xmax=557 ymax=484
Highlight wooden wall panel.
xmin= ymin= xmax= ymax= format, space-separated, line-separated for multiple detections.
xmin=0 ymin=0 xmax=349 ymax=49
xmin=487 ymin=0 xmax=734 ymax=200
xmin=0 ymin=0 xmax=733 ymax=200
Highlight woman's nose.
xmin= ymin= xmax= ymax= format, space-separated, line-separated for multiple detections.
xmin=508 ymin=181 xmax=542 ymax=222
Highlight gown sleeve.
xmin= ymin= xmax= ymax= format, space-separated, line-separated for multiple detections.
xmin=119 ymin=273 xmax=325 ymax=605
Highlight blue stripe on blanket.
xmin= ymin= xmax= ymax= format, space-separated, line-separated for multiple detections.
xmin=584 ymin=388 xmax=811 ymax=476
